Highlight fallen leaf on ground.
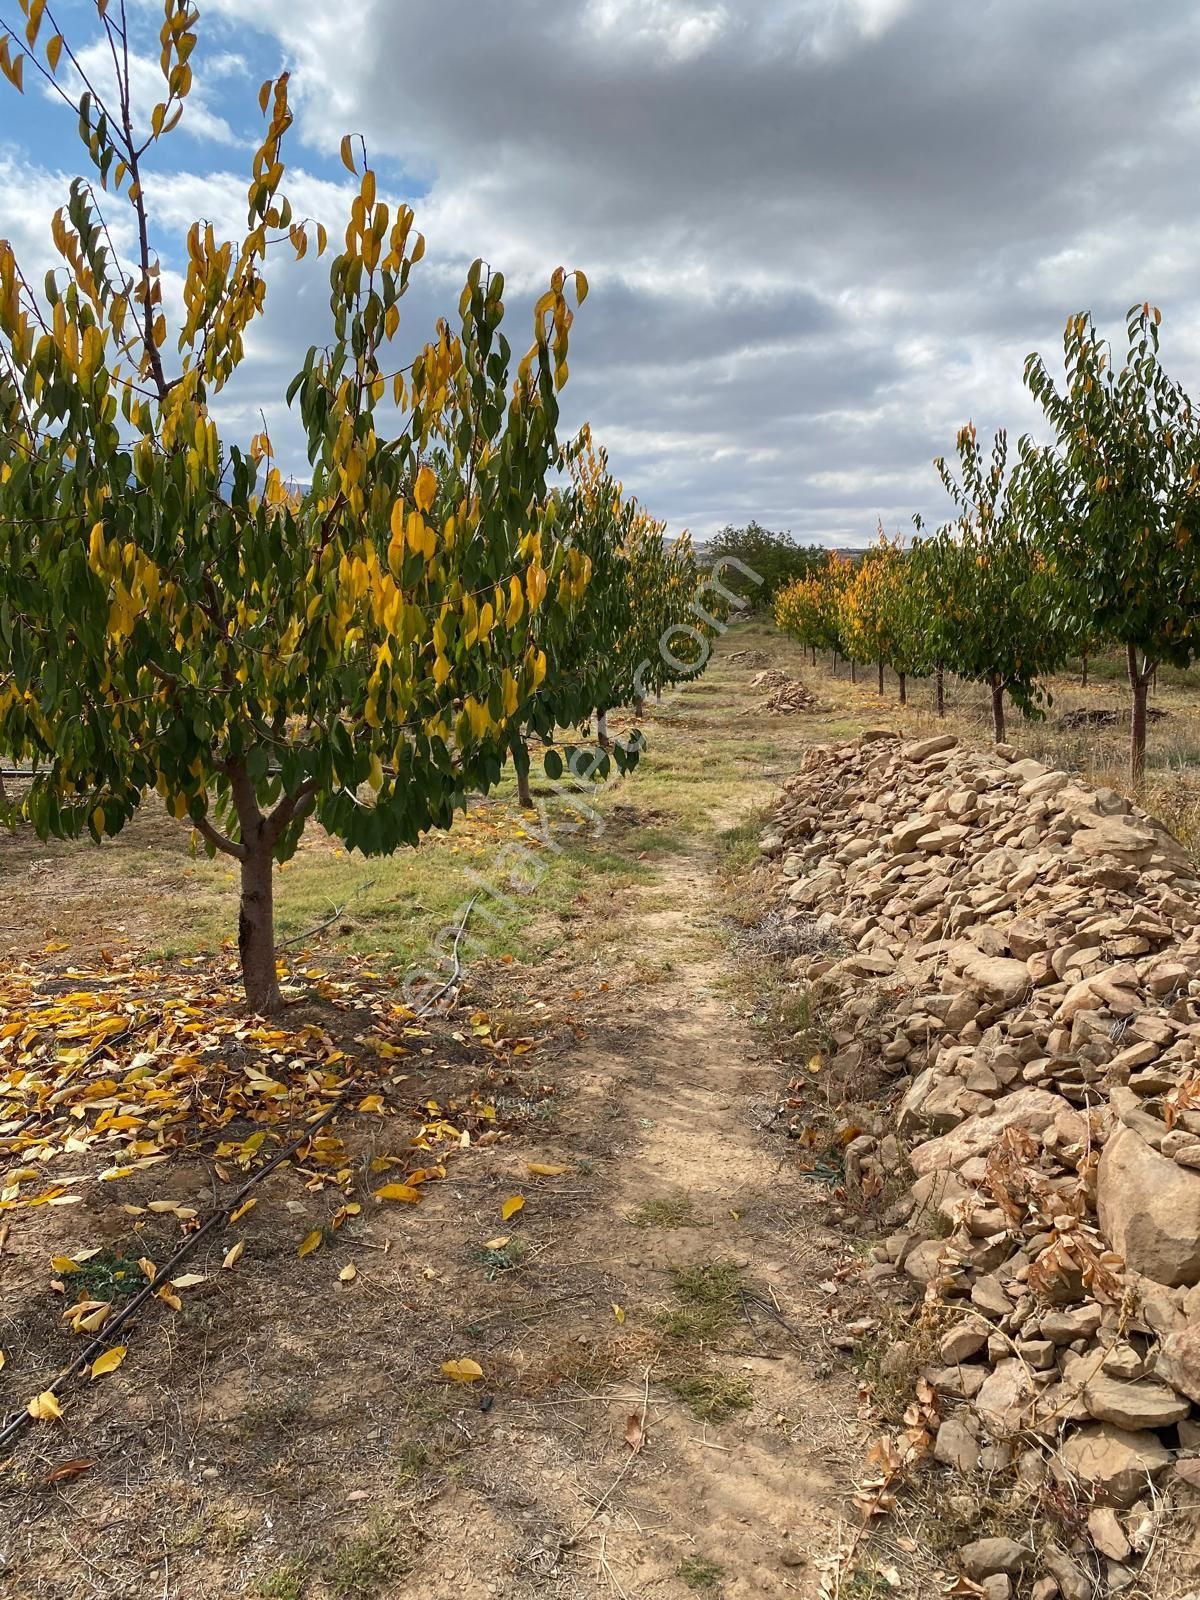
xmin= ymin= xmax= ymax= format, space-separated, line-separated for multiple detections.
xmin=90 ymin=1346 xmax=127 ymax=1379
xmin=501 ymin=1195 xmax=524 ymax=1221
xmin=339 ymin=1263 xmax=357 ymax=1282
xmin=484 ymin=1235 xmax=511 ymax=1250
xmin=297 ymin=1230 xmax=323 ymax=1257
xmin=43 ymin=1458 xmax=95 ymax=1485
xmin=612 ymin=1304 xmax=625 ymax=1324
xmin=170 ymin=1273 xmax=208 ymax=1289
xmin=230 ymin=1197 xmax=257 ymax=1223
xmin=624 ymin=1413 xmax=644 ymax=1453
xmin=27 ymin=1391 xmax=63 ymax=1422
xmin=441 ymin=1359 xmax=484 ymax=1383
xmin=222 ymin=1241 xmax=244 ymax=1269
xmin=527 ymin=1162 xmax=570 ymax=1177
xmin=374 ymin=1183 xmax=422 ymax=1204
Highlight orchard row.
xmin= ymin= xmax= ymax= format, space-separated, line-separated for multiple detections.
xmin=776 ymin=303 xmax=1200 ymax=781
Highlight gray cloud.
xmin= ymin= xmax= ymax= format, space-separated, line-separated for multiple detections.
xmin=13 ymin=0 xmax=1200 ymax=542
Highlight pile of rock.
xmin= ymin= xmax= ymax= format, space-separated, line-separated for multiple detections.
xmin=750 ymin=669 xmax=823 ymax=714
xmin=728 ymin=648 xmax=771 ymax=667
xmin=759 ymin=730 xmax=1200 ymax=1592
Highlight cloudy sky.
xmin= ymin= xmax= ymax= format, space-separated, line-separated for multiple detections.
xmin=3 ymin=0 xmax=1199 ymax=545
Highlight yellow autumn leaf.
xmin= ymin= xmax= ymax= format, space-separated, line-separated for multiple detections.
xmin=527 ymin=1163 xmax=570 ymax=1177
xmin=500 ymin=1195 xmax=524 ymax=1222
xmin=374 ymin=1183 xmax=422 ymax=1204
xmin=27 ymin=1390 xmax=63 ymax=1422
xmin=612 ymin=1304 xmax=626 ymax=1324
xmin=222 ymin=1241 xmax=245 ymax=1270
xmin=484 ymin=1235 xmax=511 ymax=1250
xmin=50 ymin=1256 xmax=79 ymax=1275
xmin=0 ymin=1348 xmax=5 ymax=1371
xmin=75 ymin=1304 xmax=110 ymax=1334
xmin=155 ymin=1286 xmax=182 ymax=1312
xmin=230 ymin=1197 xmax=257 ymax=1223
xmin=138 ymin=1257 xmax=157 ymax=1281
xmin=170 ymin=1273 xmax=208 ymax=1289
xmin=298 ymin=1230 xmax=324 ymax=1258
xmin=413 ymin=463 xmax=438 ymax=513
xmin=440 ymin=1359 xmax=483 ymax=1383
xmin=338 ymin=1263 xmax=357 ymax=1283
xmin=90 ymin=1346 xmax=127 ymax=1380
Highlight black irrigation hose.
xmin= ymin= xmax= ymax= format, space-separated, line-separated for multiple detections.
xmin=0 ymin=1094 xmax=346 ymax=1455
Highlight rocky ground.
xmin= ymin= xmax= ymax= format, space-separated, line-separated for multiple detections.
xmin=757 ymin=726 xmax=1200 ymax=1597
xmin=750 ymin=671 xmax=826 ymax=715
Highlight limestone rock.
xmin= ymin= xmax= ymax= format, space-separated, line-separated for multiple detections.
xmin=961 ymin=1537 xmax=1029 ymax=1580
xmin=1098 ymin=1126 xmax=1200 ymax=1287
xmin=909 ymin=1089 xmax=1071 ymax=1176
xmin=934 ymin=1415 xmax=980 ymax=1474
xmin=1155 ymin=1322 xmax=1200 ymax=1403
xmin=1054 ymin=1423 xmax=1171 ymax=1507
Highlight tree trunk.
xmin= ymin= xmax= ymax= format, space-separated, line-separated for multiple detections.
xmin=596 ymin=709 xmax=610 ymax=750
xmin=811 ymin=646 xmax=817 ymax=667
xmin=935 ymin=663 xmax=945 ymax=717
xmin=877 ymin=658 xmax=884 ymax=695
xmin=898 ymin=671 xmax=907 ymax=705
xmin=239 ymin=840 xmax=282 ymax=1014
xmin=655 ymin=688 xmax=662 ymax=703
xmin=633 ymin=695 xmax=646 ymax=718
xmin=516 ymin=765 xmax=534 ymax=809
xmin=990 ymin=678 xmax=1006 ymax=745
xmin=1080 ymin=652 xmax=1088 ymax=688
xmin=1128 ymin=643 xmax=1151 ymax=785
xmin=850 ymin=658 xmax=856 ymax=684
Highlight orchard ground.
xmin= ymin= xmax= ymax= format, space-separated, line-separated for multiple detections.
xmin=4 ymin=622 xmax=1200 ymax=1599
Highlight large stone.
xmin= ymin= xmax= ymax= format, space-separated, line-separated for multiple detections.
xmin=904 ymin=733 xmax=958 ymax=763
xmin=1087 ymin=1507 xmax=1131 ymax=1563
xmin=909 ymin=1089 xmax=1071 ymax=1176
xmin=934 ymin=1415 xmax=980 ymax=1474
xmin=1097 ymin=1126 xmax=1200 ymax=1287
xmin=1054 ymin=1423 xmax=1171 ymax=1507
xmin=960 ymin=1537 xmax=1029 ymax=1580
xmin=1077 ymin=1373 xmax=1189 ymax=1430
xmin=962 ymin=953 xmax=1031 ymax=1005
xmin=975 ymin=1360 xmax=1036 ymax=1435
xmin=889 ymin=816 xmax=937 ymax=854
xmin=1156 ymin=1322 xmax=1200 ymax=1403
xmin=1072 ymin=817 xmax=1157 ymax=862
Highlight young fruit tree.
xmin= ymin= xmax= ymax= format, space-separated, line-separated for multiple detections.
xmin=1022 ymin=304 xmax=1200 ymax=781
xmin=0 ymin=3 xmax=592 ymax=1011
xmin=837 ymin=530 xmax=919 ymax=700
xmin=774 ymin=551 xmax=852 ymax=667
xmin=915 ymin=424 xmax=1070 ymax=743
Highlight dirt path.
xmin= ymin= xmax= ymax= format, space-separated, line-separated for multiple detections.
xmin=414 ymin=841 xmax=859 ymax=1600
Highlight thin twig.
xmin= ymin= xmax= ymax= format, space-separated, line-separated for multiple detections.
xmin=275 ymin=903 xmax=346 ymax=951
xmin=416 ymin=893 xmax=479 ymax=1016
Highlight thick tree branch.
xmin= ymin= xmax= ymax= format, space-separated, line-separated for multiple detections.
xmin=192 ymin=812 xmax=246 ymax=862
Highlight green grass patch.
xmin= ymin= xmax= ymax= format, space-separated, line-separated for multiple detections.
xmin=658 ymin=1261 xmax=742 ymax=1342
xmin=630 ymin=1196 xmax=699 ymax=1230
xmin=666 ymin=1371 xmax=754 ymax=1422
xmin=678 ymin=1554 xmax=725 ymax=1591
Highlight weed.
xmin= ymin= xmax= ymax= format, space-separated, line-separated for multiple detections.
xmin=678 ymin=1554 xmax=725 ymax=1591
xmin=666 ymin=1371 xmax=754 ymax=1422
xmin=394 ymin=1441 xmax=432 ymax=1488
xmin=657 ymin=1262 xmax=742 ymax=1342
xmin=64 ymin=1251 xmax=149 ymax=1301
xmin=325 ymin=1517 xmax=407 ymax=1598
xmin=209 ymin=1513 xmax=255 ymax=1555
xmin=474 ymin=1236 xmax=528 ymax=1278
xmin=251 ymin=1559 xmax=310 ymax=1600
xmin=630 ymin=1195 xmax=698 ymax=1230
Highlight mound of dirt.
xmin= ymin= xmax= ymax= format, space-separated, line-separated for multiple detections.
xmin=727 ymin=648 xmax=771 ymax=666
xmin=759 ymin=730 xmax=1200 ymax=1585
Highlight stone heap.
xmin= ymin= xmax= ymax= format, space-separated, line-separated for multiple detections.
xmin=759 ymin=730 xmax=1200 ymax=1594
xmin=749 ymin=669 xmax=823 ymax=714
